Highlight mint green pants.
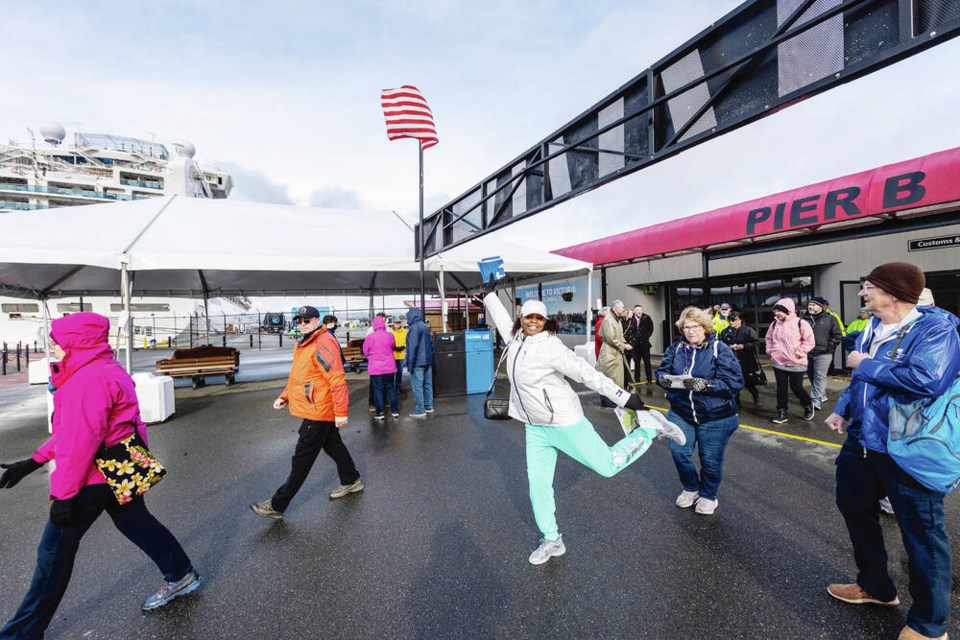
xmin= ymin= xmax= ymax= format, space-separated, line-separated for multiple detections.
xmin=525 ymin=417 xmax=657 ymax=540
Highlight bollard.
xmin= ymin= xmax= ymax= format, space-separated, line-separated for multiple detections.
xmin=258 ymin=331 xmax=261 ymax=350
xmin=16 ymin=344 xmax=21 ymax=372
xmin=249 ymin=335 xmax=253 ymax=348
xmin=25 ymin=346 xmax=29 ymax=366
xmin=222 ymin=335 xmax=226 ymax=347
xmin=279 ymin=333 xmax=283 ymax=348
xmin=1 ymin=345 xmax=6 ymax=376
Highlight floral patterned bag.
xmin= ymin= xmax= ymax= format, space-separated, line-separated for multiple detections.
xmin=94 ymin=430 xmax=166 ymax=505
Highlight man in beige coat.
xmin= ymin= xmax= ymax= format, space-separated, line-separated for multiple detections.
xmin=596 ymin=300 xmax=633 ymax=406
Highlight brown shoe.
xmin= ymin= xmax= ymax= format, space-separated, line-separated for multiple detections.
xmin=898 ymin=625 xmax=948 ymax=640
xmin=827 ymin=583 xmax=899 ymax=606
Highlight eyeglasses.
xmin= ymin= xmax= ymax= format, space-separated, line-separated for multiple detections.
xmin=682 ymin=325 xmax=703 ymax=332
xmin=860 ymin=284 xmax=877 ymax=292
xmin=296 ymin=318 xmax=315 ymax=325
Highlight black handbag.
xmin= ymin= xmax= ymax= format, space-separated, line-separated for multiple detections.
xmin=747 ymin=346 xmax=768 ymax=386
xmin=484 ymin=343 xmax=512 ymax=420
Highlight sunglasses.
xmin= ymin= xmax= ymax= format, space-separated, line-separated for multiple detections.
xmin=296 ymin=317 xmax=316 ymax=325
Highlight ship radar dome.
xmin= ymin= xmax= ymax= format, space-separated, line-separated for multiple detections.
xmin=172 ymin=140 xmax=196 ymax=158
xmin=38 ymin=122 xmax=66 ymax=145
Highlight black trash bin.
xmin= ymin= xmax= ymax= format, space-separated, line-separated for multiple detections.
xmin=432 ymin=332 xmax=466 ymax=397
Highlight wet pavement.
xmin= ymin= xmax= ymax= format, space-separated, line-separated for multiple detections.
xmin=1 ymin=372 xmax=958 ymax=639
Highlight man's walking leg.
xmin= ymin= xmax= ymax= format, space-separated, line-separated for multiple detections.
xmin=270 ymin=420 xmax=325 ymax=512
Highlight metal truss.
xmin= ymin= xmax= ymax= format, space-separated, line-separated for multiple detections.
xmin=418 ymin=0 xmax=960 ymax=258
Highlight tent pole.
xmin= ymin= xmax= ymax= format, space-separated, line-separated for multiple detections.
xmin=586 ymin=267 xmax=593 ymax=345
xmin=418 ymin=143 xmax=425 ymax=314
xmin=40 ymin=298 xmax=54 ymax=437
xmin=439 ymin=267 xmax=447 ymax=332
xmin=121 ymin=261 xmax=133 ymax=373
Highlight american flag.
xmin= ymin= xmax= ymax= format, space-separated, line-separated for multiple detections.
xmin=380 ymin=85 xmax=438 ymax=150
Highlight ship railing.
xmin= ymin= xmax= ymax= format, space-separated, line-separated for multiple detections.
xmin=0 ymin=182 xmax=141 ymax=200
xmin=0 ymin=202 xmax=48 ymax=210
xmin=120 ymin=179 xmax=163 ymax=189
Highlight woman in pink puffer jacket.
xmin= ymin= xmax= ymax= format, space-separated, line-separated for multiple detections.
xmin=363 ymin=315 xmax=398 ymax=419
xmin=764 ymin=297 xmax=816 ymax=425
xmin=0 ymin=313 xmax=201 ymax=638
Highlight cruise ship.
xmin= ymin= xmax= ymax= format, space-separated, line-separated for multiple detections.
xmin=0 ymin=122 xmax=231 ymax=210
xmin=0 ymin=123 xmax=251 ymax=347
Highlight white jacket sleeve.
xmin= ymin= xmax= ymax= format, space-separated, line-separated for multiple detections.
xmin=484 ymin=293 xmax=515 ymax=341
xmin=549 ymin=339 xmax=631 ymax=407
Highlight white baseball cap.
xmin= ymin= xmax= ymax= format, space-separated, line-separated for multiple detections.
xmin=520 ymin=300 xmax=547 ymax=318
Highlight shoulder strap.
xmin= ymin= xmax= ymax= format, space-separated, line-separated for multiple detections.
xmin=486 ymin=337 xmax=514 ymax=398
xmin=886 ymin=317 xmax=922 ymax=362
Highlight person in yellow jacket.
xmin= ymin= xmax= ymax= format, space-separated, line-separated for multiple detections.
xmin=250 ymin=305 xmax=362 ymax=520
xmin=389 ymin=317 xmax=408 ymax=393
xmin=823 ymin=301 xmax=846 ymax=335
xmin=712 ymin=303 xmax=732 ymax=335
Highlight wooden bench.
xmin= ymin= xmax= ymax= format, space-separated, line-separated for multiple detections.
xmin=156 ymin=345 xmax=240 ymax=389
xmin=342 ymin=346 xmax=366 ymax=373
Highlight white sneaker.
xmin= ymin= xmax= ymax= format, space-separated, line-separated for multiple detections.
xmin=879 ymin=497 xmax=894 ymax=515
xmin=695 ymin=497 xmax=718 ymax=515
xmin=528 ymin=535 xmax=565 ymax=565
xmin=675 ymin=490 xmax=699 ymax=508
xmin=644 ymin=410 xmax=686 ymax=446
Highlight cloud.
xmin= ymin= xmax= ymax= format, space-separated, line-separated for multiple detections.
xmin=307 ymin=187 xmax=365 ymax=209
xmin=220 ymin=163 xmax=294 ymax=205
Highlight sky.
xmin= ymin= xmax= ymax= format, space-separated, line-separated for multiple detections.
xmin=2 ymin=0 xmax=958 ymax=262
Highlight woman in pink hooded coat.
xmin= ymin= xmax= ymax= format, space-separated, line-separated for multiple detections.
xmin=0 ymin=313 xmax=200 ymax=639
xmin=764 ymin=298 xmax=816 ymax=425
xmin=363 ymin=315 xmax=398 ymax=420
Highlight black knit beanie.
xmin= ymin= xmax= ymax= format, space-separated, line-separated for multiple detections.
xmin=864 ymin=262 xmax=925 ymax=304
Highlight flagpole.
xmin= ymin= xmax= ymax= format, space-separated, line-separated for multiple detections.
xmin=418 ymin=142 xmax=425 ymax=314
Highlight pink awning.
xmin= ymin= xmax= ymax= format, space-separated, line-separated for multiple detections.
xmin=554 ymin=147 xmax=960 ymax=266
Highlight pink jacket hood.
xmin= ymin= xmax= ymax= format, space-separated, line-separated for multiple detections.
xmin=36 ymin=312 xmax=147 ymax=500
xmin=363 ymin=316 xmax=398 ymax=375
xmin=49 ymin=312 xmax=114 ymax=389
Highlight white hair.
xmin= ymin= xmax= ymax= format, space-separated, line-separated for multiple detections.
xmin=611 ymin=299 xmax=625 ymax=310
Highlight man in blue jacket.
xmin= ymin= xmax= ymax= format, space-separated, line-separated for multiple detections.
xmin=405 ymin=308 xmax=434 ymax=418
xmin=825 ymin=262 xmax=960 ymax=640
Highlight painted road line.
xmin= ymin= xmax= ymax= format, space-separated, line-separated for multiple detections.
xmin=643 ymin=403 xmax=842 ymax=449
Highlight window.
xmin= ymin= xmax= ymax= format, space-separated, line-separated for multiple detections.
xmin=109 ymin=303 xmax=170 ymax=312
xmin=2 ymin=303 xmax=40 ymax=313
xmin=56 ymin=303 xmax=92 ymax=313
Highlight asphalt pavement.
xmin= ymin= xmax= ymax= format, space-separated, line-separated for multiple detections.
xmin=0 ymin=371 xmax=957 ymax=639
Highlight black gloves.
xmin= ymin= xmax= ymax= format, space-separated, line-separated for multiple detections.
xmin=682 ymin=377 xmax=710 ymax=392
xmin=0 ymin=458 xmax=43 ymax=489
xmin=50 ymin=499 xmax=74 ymax=528
xmin=482 ymin=278 xmax=498 ymax=296
xmin=624 ymin=394 xmax=646 ymax=411
xmin=656 ymin=376 xmax=672 ymax=390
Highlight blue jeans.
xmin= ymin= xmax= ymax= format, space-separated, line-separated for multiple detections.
xmin=394 ymin=360 xmax=404 ymax=391
xmin=371 ymin=374 xmax=398 ymax=414
xmin=666 ymin=410 xmax=739 ymax=501
xmin=0 ymin=484 xmax=192 ymax=639
xmin=836 ymin=438 xmax=951 ymax=638
xmin=806 ymin=353 xmax=832 ymax=405
xmin=410 ymin=365 xmax=433 ymax=413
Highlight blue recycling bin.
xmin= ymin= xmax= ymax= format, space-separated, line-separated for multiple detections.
xmin=465 ymin=329 xmax=495 ymax=394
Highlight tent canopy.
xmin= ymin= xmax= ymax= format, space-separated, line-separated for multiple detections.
xmin=0 ymin=196 xmax=590 ymax=299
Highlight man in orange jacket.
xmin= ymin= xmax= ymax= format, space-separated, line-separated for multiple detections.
xmin=250 ymin=305 xmax=363 ymax=520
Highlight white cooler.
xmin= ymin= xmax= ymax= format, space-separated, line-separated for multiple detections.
xmin=132 ymin=372 xmax=175 ymax=423
xmin=574 ymin=343 xmax=597 ymax=367
xmin=28 ymin=358 xmax=51 ymax=385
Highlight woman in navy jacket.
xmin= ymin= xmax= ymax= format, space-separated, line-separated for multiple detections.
xmin=656 ymin=306 xmax=744 ymax=515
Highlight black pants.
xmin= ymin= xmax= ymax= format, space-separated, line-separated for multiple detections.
xmin=773 ymin=367 xmax=811 ymax=411
xmin=1 ymin=485 xmax=192 ymax=639
xmin=633 ymin=344 xmax=653 ymax=382
xmin=271 ymin=419 xmax=360 ymax=512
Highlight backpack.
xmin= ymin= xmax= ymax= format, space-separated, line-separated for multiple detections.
xmin=885 ymin=318 xmax=960 ymax=493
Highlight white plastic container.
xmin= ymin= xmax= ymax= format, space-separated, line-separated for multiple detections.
xmin=131 ymin=372 xmax=175 ymax=423
xmin=28 ymin=358 xmax=51 ymax=385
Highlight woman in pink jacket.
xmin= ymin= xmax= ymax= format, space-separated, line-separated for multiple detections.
xmin=363 ymin=315 xmax=398 ymax=420
xmin=764 ymin=298 xmax=816 ymax=425
xmin=0 ymin=313 xmax=200 ymax=639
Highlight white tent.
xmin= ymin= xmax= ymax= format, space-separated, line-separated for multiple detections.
xmin=0 ymin=196 xmax=590 ymax=299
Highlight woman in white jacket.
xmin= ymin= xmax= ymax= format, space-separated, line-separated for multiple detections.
xmin=484 ymin=293 xmax=684 ymax=565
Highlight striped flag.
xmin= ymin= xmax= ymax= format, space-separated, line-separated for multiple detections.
xmin=380 ymin=85 xmax=438 ymax=150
